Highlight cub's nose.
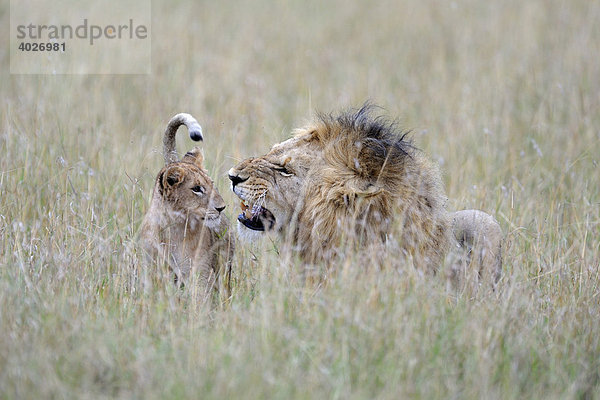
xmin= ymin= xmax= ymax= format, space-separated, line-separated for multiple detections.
xmin=228 ymin=173 xmax=248 ymax=187
xmin=215 ymin=205 xmax=226 ymax=213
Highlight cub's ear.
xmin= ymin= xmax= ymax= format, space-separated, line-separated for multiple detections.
xmin=181 ymin=146 xmax=204 ymax=169
xmin=161 ymin=165 xmax=185 ymax=189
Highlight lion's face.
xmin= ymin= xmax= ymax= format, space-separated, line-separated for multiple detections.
xmin=157 ymin=147 xmax=226 ymax=231
xmin=228 ymin=132 xmax=324 ymax=234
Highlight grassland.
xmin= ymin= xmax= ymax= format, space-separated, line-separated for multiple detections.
xmin=1 ymin=0 xmax=599 ymax=398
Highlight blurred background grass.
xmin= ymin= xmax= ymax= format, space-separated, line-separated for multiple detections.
xmin=1 ymin=0 xmax=599 ymax=398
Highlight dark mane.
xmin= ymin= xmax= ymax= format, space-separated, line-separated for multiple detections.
xmin=314 ymin=103 xmax=415 ymax=183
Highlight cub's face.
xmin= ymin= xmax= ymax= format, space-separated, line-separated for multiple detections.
xmin=228 ymin=131 xmax=324 ymax=235
xmin=157 ymin=148 xmax=226 ymax=230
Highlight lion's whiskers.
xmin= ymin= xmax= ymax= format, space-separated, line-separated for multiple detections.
xmin=251 ymin=191 xmax=268 ymax=217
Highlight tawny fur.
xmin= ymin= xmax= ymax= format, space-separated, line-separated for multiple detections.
xmin=229 ymin=105 xmax=502 ymax=281
xmin=141 ymin=114 xmax=233 ymax=293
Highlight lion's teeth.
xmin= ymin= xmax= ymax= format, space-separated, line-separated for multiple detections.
xmin=240 ymin=199 xmax=258 ymax=219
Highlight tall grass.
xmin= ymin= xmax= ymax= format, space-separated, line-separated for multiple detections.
xmin=1 ymin=0 xmax=599 ymax=398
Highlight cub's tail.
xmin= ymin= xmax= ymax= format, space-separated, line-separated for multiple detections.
xmin=163 ymin=113 xmax=203 ymax=164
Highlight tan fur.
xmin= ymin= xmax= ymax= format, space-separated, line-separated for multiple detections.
xmin=141 ymin=114 xmax=233 ymax=293
xmin=229 ymin=106 xmax=502 ymax=281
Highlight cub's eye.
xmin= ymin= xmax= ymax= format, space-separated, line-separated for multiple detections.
xmin=275 ymin=166 xmax=293 ymax=177
xmin=191 ymin=185 xmax=205 ymax=194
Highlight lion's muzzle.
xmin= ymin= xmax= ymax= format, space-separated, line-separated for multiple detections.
xmin=228 ymin=168 xmax=277 ymax=232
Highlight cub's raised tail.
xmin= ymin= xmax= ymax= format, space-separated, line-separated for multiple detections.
xmin=163 ymin=113 xmax=204 ymax=164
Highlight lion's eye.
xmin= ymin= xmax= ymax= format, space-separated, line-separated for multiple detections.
xmin=275 ymin=166 xmax=293 ymax=177
xmin=191 ymin=185 xmax=205 ymax=194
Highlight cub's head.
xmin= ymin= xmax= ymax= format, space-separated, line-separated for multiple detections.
xmin=157 ymin=147 xmax=226 ymax=229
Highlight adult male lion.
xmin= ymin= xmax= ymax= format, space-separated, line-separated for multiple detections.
xmin=228 ymin=105 xmax=502 ymax=280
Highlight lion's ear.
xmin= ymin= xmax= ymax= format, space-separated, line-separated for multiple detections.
xmin=348 ymin=181 xmax=383 ymax=198
xmin=162 ymin=166 xmax=185 ymax=188
xmin=181 ymin=147 xmax=204 ymax=168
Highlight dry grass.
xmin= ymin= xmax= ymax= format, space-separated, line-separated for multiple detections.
xmin=1 ymin=0 xmax=599 ymax=398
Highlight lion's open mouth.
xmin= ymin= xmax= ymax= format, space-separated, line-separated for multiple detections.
xmin=238 ymin=201 xmax=275 ymax=231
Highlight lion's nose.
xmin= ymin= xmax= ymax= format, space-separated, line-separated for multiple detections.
xmin=215 ymin=205 xmax=226 ymax=213
xmin=228 ymin=173 xmax=248 ymax=188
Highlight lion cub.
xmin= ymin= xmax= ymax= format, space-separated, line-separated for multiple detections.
xmin=140 ymin=113 xmax=234 ymax=293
